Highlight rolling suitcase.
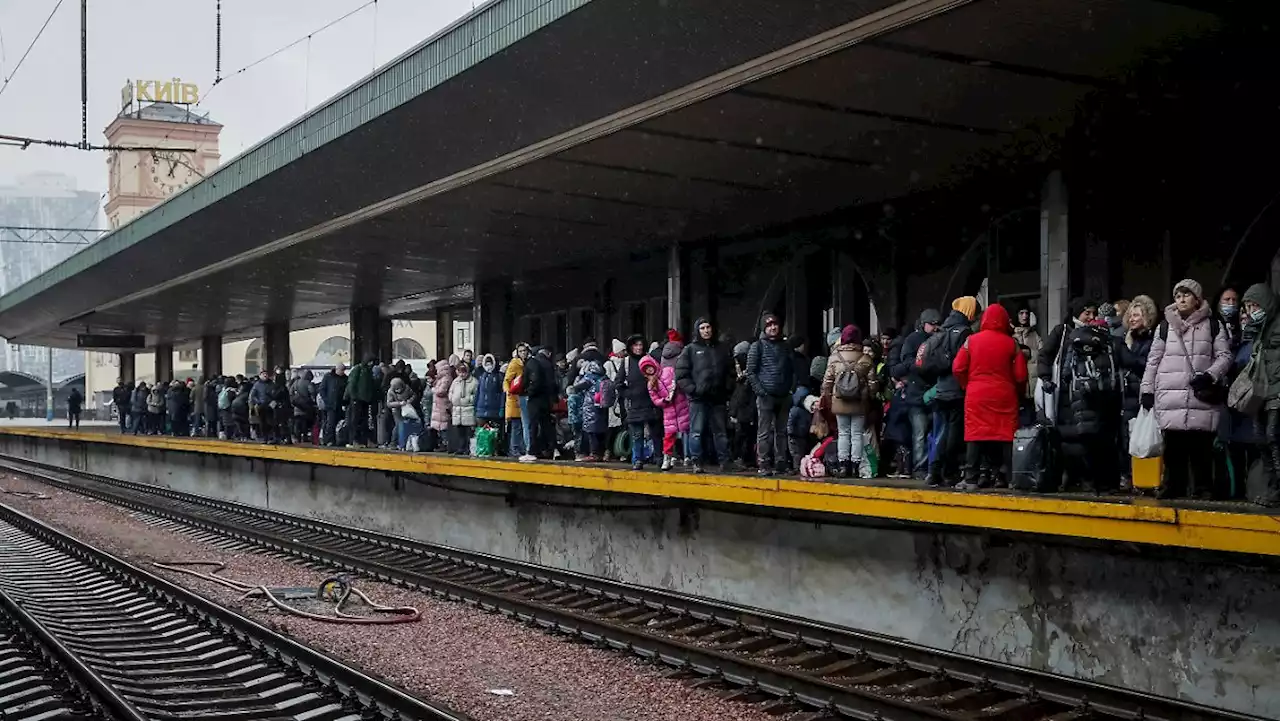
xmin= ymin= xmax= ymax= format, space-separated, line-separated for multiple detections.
xmin=1010 ymin=424 xmax=1059 ymax=492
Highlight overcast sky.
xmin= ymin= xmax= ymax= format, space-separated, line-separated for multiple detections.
xmin=0 ymin=0 xmax=476 ymax=195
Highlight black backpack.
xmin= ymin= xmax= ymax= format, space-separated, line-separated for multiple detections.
xmin=918 ymin=327 xmax=965 ymax=378
xmin=1065 ymin=326 xmax=1118 ymax=396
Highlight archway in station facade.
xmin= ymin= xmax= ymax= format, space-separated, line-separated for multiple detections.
xmin=310 ymin=336 xmax=351 ymax=367
xmin=243 ymin=339 xmax=262 ymax=377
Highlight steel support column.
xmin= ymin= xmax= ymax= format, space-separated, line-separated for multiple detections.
xmin=200 ymin=335 xmax=222 ymax=380
xmin=1040 ymin=170 xmax=1069 ymax=334
xmin=154 ymin=344 xmax=174 ymax=383
xmin=118 ymin=353 xmax=136 ymax=385
xmin=262 ymin=322 xmax=290 ymax=374
xmin=350 ymin=306 xmax=381 ymax=364
xmin=667 ymin=245 xmax=689 ymax=337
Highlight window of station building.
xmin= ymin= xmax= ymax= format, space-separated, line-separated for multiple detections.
xmin=553 ymin=312 xmax=568 ymax=354
xmin=392 ymin=338 xmax=427 ymax=361
xmin=244 ymin=339 xmax=262 ymax=377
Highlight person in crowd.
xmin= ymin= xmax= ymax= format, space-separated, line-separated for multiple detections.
xmin=145 ymin=381 xmax=165 ymax=435
xmin=728 ymin=341 xmax=756 ymax=468
xmin=1012 ymin=309 xmax=1041 ymax=363
xmin=650 ymin=335 xmax=691 ymax=470
xmin=202 ymin=377 xmax=219 ymax=437
xmin=66 ymin=387 xmax=83 ymax=429
xmin=951 ymin=304 xmax=1026 ymax=490
xmin=523 ymin=347 xmax=558 ymax=461
xmin=1217 ymin=286 xmax=1243 ymax=352
xmin=112 ymin=378 xmax=132 ymax=434
xmin=319 ymin=363 xmax=347 ymax=446
xmin=270 ymin=372 xmax=291 ymax=444
xmin=344 ymin=358 xmax=378 ymax=448
xmin=1052 ymin=317 xmax=1123 ymax=493
xmin=475 ymin=354 xmax=504 ymax=430
xmin=430 ymin=357 xmax=456 ymax=450
xmin=449 ymin=361 xmax=478 ymax=455
xmin=790 ymin=335 xmax=810 ymax=393
xmin=290 ymin=369 xmax=317 ymax=444
xmin=230 ymin=381 xmax=251 ymax=440
xmin=808 ymin=355 xmax=828 ymax=394
xmin=891 ymin=309 xmax=942 ymax=479
xmin=217 ymin=378 xmax=236 ymax=439
xmin=786 ymin=383 xmax=814 ymax=473
xmin=1220 ymin=289 xmax=1259 ymax=498
xmin=189 ymin=378 xmax=205 ymax=437
xmin=825 ymin=327 xmax=842 ymax=356
xmin=923 ymin=297 xmax=978 ymax=487
xmin=575 ymin=360 xmax=611 ymax=461
xmin=880 ymin=328 xmax=902 ymax=369
xmin=746 ymin=312 xmax=795 ymax=476
xmin=675 ymin=318 xmax=732 ymax=473
xmin=566 ymin=356 xmax=586 ymax=459
xmin=616 ymin=335 xmax=662 ymax=470
xmin=1037 ymin=298 xmax=1098 ymax=386
xmin=1241 ymin=284 xmax=1280 ymax=506
xmin=249 ymin=370 xmax=274 ymax=443
xmin=820 ymin=324 xmax=876 ymax=479
xmin=1141 ymin=279 xmax=1232 ymax=499
xmin=505 ymin=344 xmax=530 ymax=458
xmin=385 ymin=377 xmax=419 ymax=451
xmin=130 ymin=381 xmax=149 ymax=434
xmin=462 ymin=349 xmax=475 ymax=369
xmin=1115 ymin=295 xmax=1157 ymax=487
xmin=604 ymin=339 xmax=627 ymax=459
xmin=166 ymin=380 xmax=190 ymax=437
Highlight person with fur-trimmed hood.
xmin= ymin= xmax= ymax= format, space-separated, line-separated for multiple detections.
xmin=430 ymin=357 xmax=456 ymax=441
xmin=474 ymin=353 xmax=504 ymax=427
xmin=573 ymin=360 xmax=611 ymax=461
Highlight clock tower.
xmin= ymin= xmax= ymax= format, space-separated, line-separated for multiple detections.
xmin=104 ymin=97 xmax=222 ymax=230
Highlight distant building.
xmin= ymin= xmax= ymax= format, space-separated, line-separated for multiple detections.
xmin=0 ymin=171 xmax=103 ymax=382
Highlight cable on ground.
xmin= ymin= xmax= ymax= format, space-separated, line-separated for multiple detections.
xmin=152 ymin=560 xmax=421 ymax=624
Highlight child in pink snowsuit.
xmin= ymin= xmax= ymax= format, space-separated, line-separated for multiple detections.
xmin=649 ymin=332 xmax=691 ymax=470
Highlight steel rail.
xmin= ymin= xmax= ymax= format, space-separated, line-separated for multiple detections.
xmin=0 ymin=454 xmax=1264 ymax=721
xmin=0 ymin=496 xmax=471 ymax=721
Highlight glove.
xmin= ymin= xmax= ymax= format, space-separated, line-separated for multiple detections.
xmin=1141 ymin=393 xmax=1155 ymax=411
xmin=1040 ymin=380 xmax=1056 ymax=395
xmin=1190 ymin=372 xmax=1212 ymax=391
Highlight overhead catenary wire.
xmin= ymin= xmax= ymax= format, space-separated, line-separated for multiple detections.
xmin=199 ymin=0 xmax=377 ymax=107
xmin=0 ymin=0 xmax=66 ymax=102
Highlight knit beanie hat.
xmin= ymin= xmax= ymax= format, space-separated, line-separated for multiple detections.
xmin=825 ymin=327 xmax=842 ymax=349
xmin=952 ymin=296 xmax=978 ymax=322
xmin=611 ymin=338 xmax=625 ymax=356
xmin=1174 ymin=278 xmax=1203 ymax=300
xmin=666 ymin=328 xmax=683 ymax=344
xmin=809 ymin=355 xmax=828 ymax=382
xmin=733 ymin=341 xmax=750 ymax=357
xmin=840 ymin=324 xmax=862 ymax=345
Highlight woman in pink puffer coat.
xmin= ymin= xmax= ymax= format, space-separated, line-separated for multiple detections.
xmin=430 ymin=357 xmax=456 ymax=435
xmin=647 ymin=338 xmax=691 ymax=470
xmin=1140 ymin=279 xmax=1231 ymax=499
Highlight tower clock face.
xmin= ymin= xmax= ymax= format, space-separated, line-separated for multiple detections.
xmin=151 ymin=152 xmax=198 ymax=195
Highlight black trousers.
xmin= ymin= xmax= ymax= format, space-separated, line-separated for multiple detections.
xmin=963 ymin=441 xmax=1009 ymax=483
xmin=1060 ymin=433 xmax=1120 ymax=493
xmin=526 ymin=397 xmax=555 ymax=458
xmin=1161 ymin=429 xmax=1215 ymax=498
xmin=349 ymin=401 xmax=371 ymax=445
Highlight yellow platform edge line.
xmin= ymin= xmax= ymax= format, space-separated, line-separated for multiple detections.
xmin=4 ymin=427 xmax=1279 ymax=557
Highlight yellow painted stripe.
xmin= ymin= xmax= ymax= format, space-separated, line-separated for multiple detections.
xmin=4 ymin=427 xmax=1279 ymax=557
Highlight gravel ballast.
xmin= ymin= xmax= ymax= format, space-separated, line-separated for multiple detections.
xmin=0 ymin=473 xmax=788 ymax=721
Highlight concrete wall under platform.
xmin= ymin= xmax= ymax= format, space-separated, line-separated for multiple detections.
xmin=5 ymin=434 xmax=1276 ymax=716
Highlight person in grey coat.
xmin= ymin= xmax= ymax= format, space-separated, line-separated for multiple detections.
xmin=1140 ymin=278 xmax=1232 ymax=499
xmin=746 ymin=312 xmax=795 ymax=475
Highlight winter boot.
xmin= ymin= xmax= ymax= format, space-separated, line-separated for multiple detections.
xmin=661 ymin=454 xmax=674 ymax=471
xmin=837 ymin=460 xmax=851 ymax=479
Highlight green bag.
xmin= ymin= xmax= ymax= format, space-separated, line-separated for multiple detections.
xmin=475 ymin=427 xmax=498 ymax=457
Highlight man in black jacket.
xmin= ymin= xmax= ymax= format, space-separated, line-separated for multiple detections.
xmin=890 ymin=309 xmax=941 ymax=479
xmin=319 ymin=364 xmax=348 ymax=446
xmin=112 ymin=378 xmax=132 ymax=434
xmin=675 ymin=317 xmax=733 ymax=472
xmin=746 ymin=312 xmax=795 ymax=475
xmin=523 ymin=347 xmax=558 ymax=459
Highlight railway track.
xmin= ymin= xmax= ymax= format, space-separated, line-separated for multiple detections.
xmin=0 ymin=495 xmax=468 ymax=721
xmin=0 ymin=454 xmax=1263 ymax=721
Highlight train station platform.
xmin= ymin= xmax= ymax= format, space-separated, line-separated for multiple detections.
xmin=2 ymin=426 xmax=1277 ymax=560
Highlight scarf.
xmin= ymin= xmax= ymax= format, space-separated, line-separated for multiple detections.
xmin=1243 ymin=316 xmax=1265 ymax=344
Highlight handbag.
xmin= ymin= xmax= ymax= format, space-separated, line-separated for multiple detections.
xmin=1228 ymin=355 xmax=1267 ymax=416
xmin=400 ymin=403 xmax=420 ymax=421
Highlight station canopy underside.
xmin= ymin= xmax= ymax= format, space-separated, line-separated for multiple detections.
xmin=0 ymin=0 xmax=1222 ymax=349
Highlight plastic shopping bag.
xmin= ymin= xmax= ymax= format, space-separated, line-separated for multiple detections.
xmin=1128 ymin=408 xmax=1163 ymax=459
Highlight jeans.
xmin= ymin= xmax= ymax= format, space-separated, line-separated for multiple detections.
xmin=507 ymin=418 xmax=525 ymax=456
xmin=930 ymin=400 xmax=965 ymax=482
xmin=628 ymin=420 xmax=663 ymax=465
xmin=518 ymin=396 xmax=532 ymax=452
xmin=688 ymin=401 xmax=729 ymax=465
xmin=397 ymin=418 xmax=423 ymax=450
xmin=909 ymin=406 xmax=930 ymax=474
xmin=835 ymin=413 xmax=867 ymax=463
xmin=755 ymin=395 xmax=790 ymax=469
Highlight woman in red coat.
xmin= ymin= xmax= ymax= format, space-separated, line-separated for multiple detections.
xmin=952 ymin=303 xmax=1027 ymax=490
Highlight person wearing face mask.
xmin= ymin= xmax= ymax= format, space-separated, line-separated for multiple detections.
xmin=1140 ymin=279 xmax=1232 ymax=499
xmin=1239 ymin=284 xmax=1280 ymax=506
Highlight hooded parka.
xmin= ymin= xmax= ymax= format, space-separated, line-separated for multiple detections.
xmin=1141 ymin=297 xmax=1232 ymax=432
xmin=952 ymin=304 xmax=1027 ymax=442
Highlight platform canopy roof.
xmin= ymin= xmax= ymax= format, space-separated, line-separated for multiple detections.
xmin=0 ymin=0 xmax=1226 ymax=348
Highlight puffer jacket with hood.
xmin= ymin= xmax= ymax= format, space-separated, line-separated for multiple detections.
xmin=650 ymin=342 xmax=691 ymax=435
xmin=573 ymin=361 xmax=610 ymax=434
xmin=385 ymin=378 xmax=416 ymax=423
xmin=165 ymin=382 xmax=188 ymax=419
xmin=131 ymin=384 xmax=149 ymax=414
xmin=431 ymin=360 xmax=455 ymax=431
xmin=745 ymin=313 xmax=794 ymax=397
xmin=617 ymin=351 xmax=661 ymax=423
xmin=1141 ymin=289 xmax=1232 ymax=433
xmin=952 ymin=304 xmax=1027 ymax=442
xmin=474 ymin=354 xmax=504 ymax=420
xmin=449 ymin=371 xmax=478 ymax=427
xmin=503 ymin=347 xmax=525 ymax=419
xmin=1244 ymin=284 xmax=1280 ymax=404
xmin=290 ymin=370 xmax=316 ymax=417
xmin=1115 ymin=295 xmax=1157 ymax=420
xmin=675 ymin=317 xmax=733 ymax=404
xmin=891 ymin=308 xmax=943 ymax=406
xmin=147 ymin=385 xmax=166 ymax=414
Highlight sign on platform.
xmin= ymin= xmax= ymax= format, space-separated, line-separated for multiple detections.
xmin=77 ymin=334 xmax=145 ymax=350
